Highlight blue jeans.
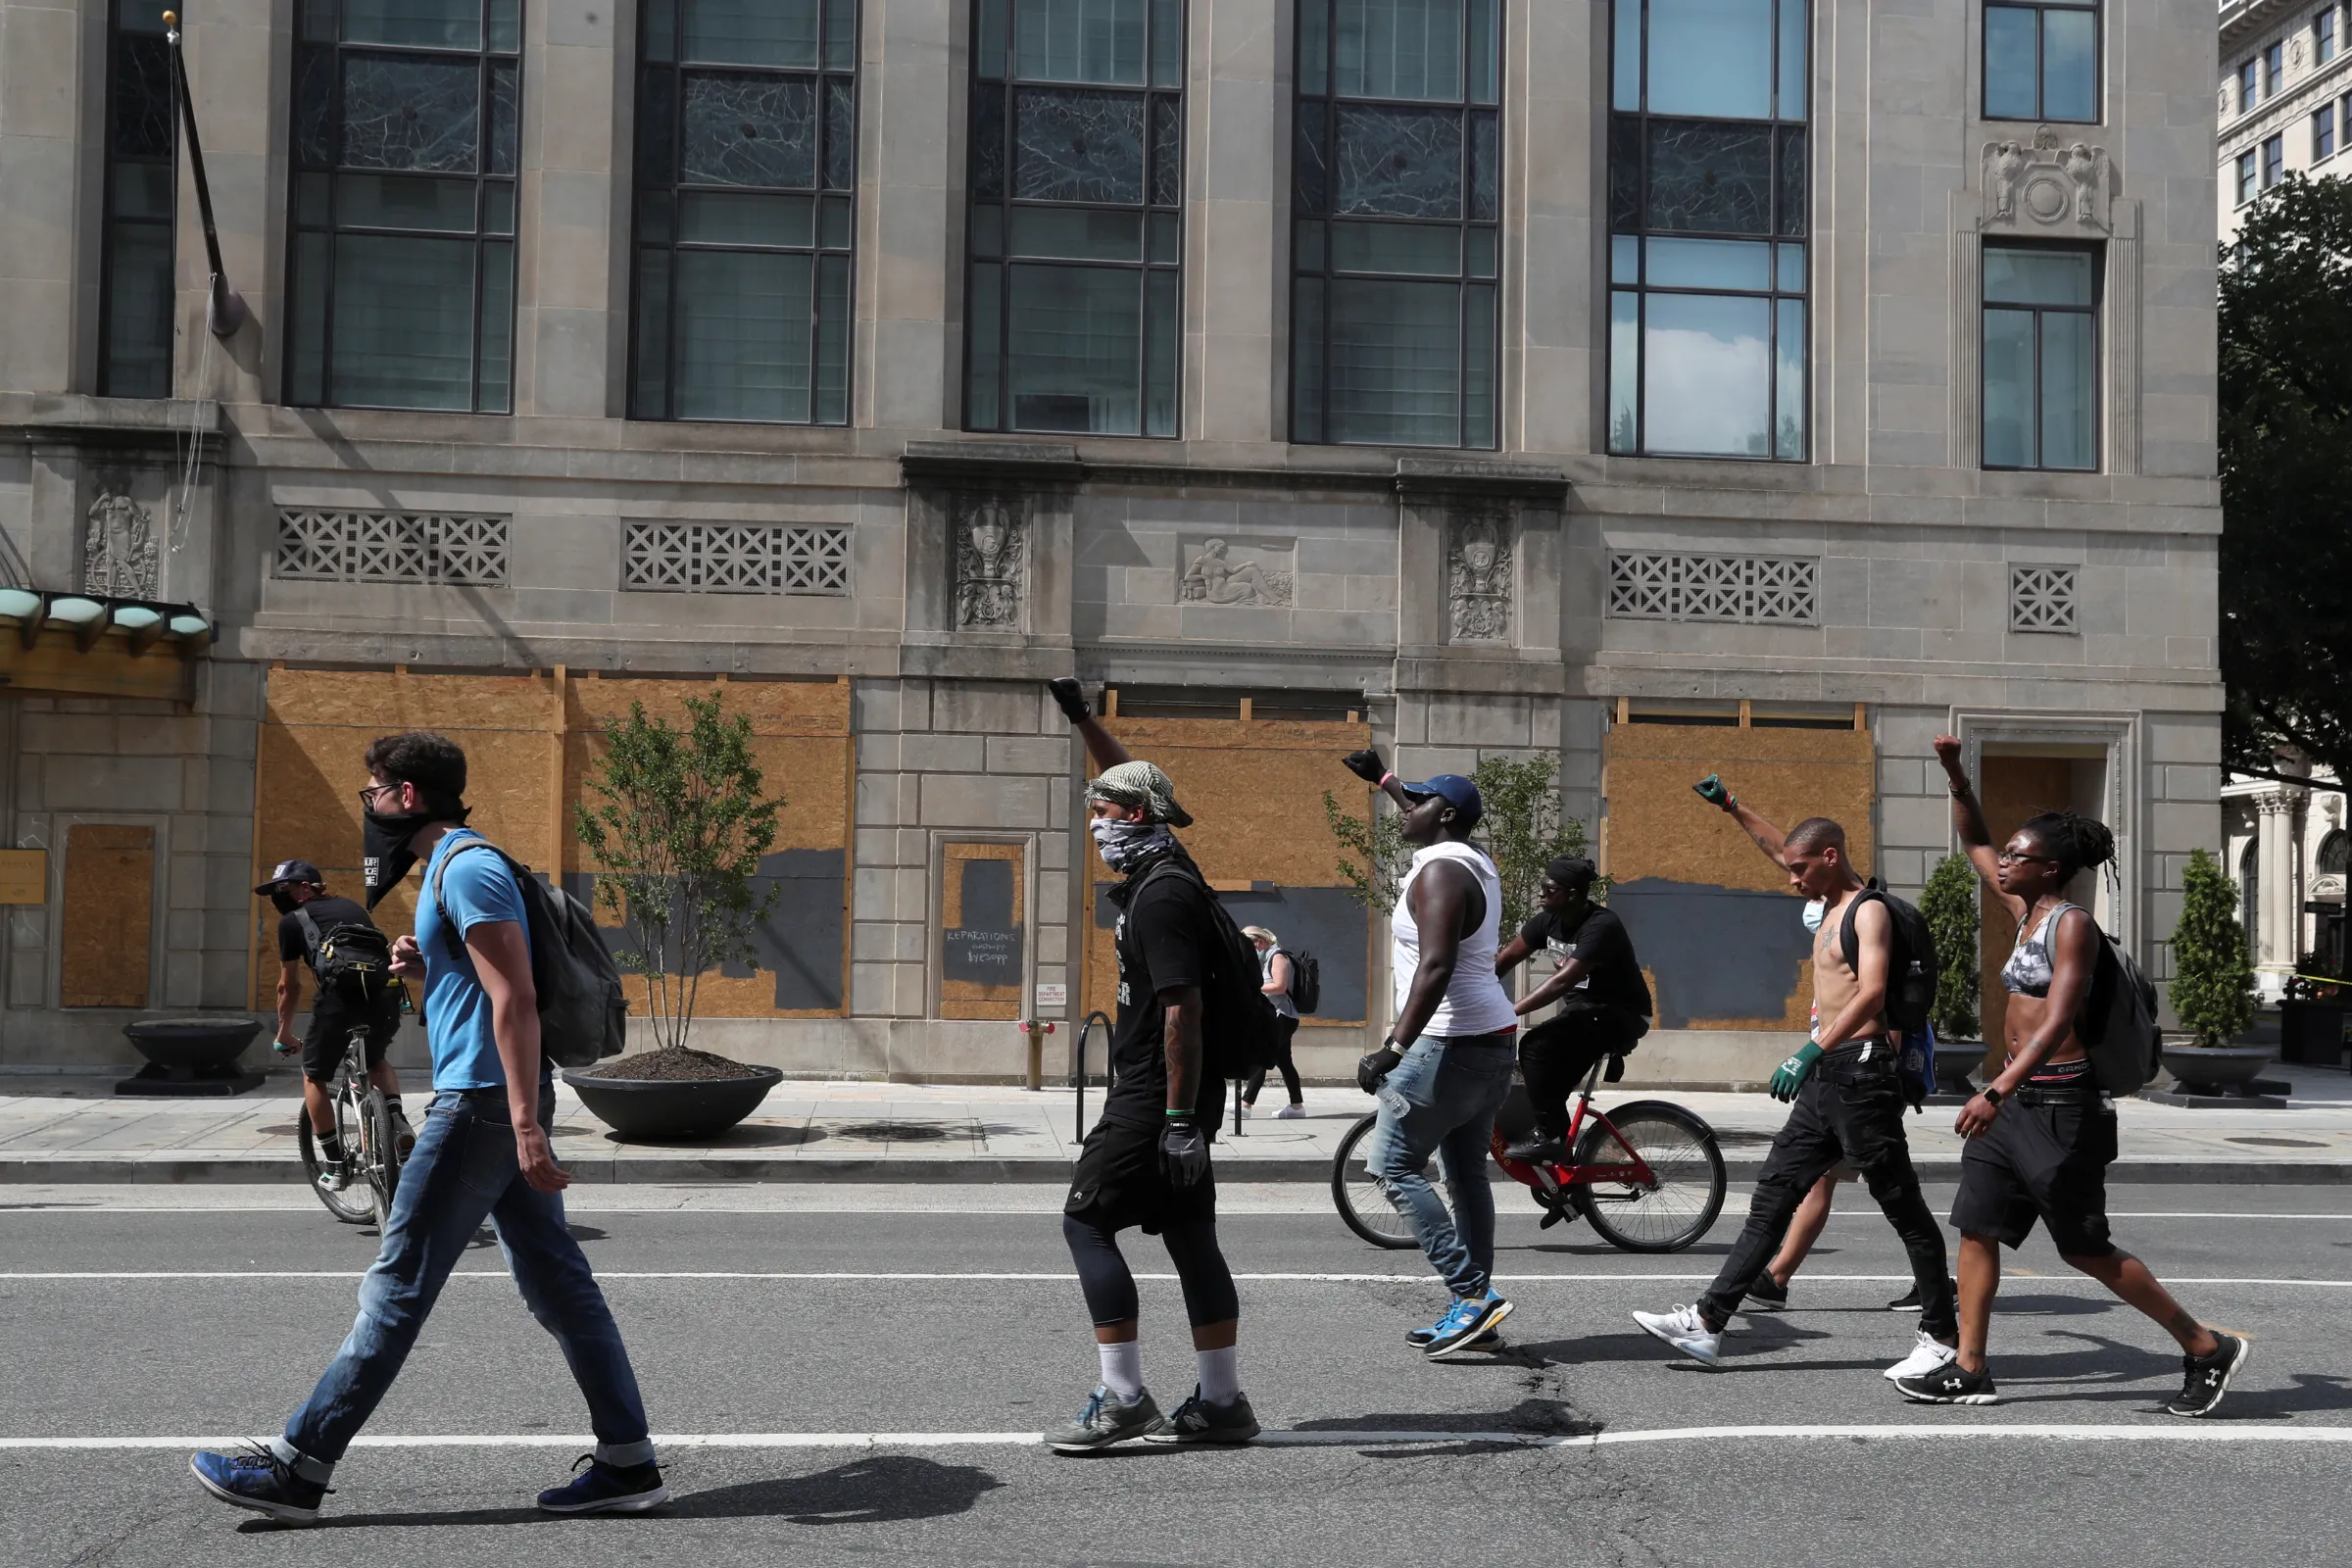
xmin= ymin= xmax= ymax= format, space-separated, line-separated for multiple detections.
xmin=272 ymin=1088 xmax=656 ymax=1482
xmin=1365 ymin=1031 xmax=1516 ymax=1299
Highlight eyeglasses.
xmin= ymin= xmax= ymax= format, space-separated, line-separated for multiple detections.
xmin=1995 ymin=850 xmax=2059 ymax=866
xmin=356 ymin=781 xmax=399 ymax=809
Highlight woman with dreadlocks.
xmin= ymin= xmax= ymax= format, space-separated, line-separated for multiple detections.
xmin=1902 ymin=736 xmax=2249 ymax=1415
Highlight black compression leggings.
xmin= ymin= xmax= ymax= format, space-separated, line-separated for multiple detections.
xmin=1062 ymin=1212 xmax=1241 ymax=1328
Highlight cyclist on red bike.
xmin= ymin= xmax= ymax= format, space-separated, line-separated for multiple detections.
xmin=1493 ymin=856 xmax=1650 ymax=1165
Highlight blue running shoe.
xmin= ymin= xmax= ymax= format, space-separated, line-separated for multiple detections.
xmin=189 ymin=1446 xmax=327 ymax=1525
xmin=537 ymin=1453 xmax=669 ymax=1514
xmin=1425 ymin=1290 xmax=1514 ymax=1360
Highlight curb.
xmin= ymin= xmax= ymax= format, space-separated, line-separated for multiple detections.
xmin=6 ymin=1156 xmax=2352 ymax=1186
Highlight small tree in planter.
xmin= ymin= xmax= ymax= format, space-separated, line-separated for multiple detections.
xmin=573 ymin=692 xmax=783 ymax=1082
xmin=2170 ymin=847 xmax=2258 ymax=1048
xmin=1920 ymin=853 xmax=1982 ymax=1042
xmin=1468 ymin=752 xmax=1598 ymax=937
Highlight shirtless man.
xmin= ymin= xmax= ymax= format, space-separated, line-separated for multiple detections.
xmin=1632 ymin=776 xmax=1957 ymax=1380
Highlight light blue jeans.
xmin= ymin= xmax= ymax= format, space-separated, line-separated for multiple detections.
xmin=1364 ymin=1030 xmax=1517 ymax=1299
xmin=272 ymin=1088 xmax=656 ymax=1482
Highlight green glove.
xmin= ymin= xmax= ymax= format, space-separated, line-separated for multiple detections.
xmin=1769 ymin=1042 xmax=1824 ymax=1102
xmin=1693 ymin=774 xmax=1737 ymax=810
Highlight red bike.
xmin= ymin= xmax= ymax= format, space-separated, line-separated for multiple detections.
xmin=1332 ymin=1059 xmax=1726 ymax=1253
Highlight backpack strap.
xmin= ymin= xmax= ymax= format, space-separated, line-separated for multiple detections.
xmin=426 ymin=836 xmax=511 ymax=959
xmin=294 ymin=905 xmax=323 ymax=964
xmin=1837 ymin=887 xmax=1887 ymax=976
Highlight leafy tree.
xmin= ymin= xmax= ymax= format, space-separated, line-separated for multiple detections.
xmin=2219 ymin=174 xmax=2352 ymax=793
xmin=574 ymin=693 xmax=782 ymax=1053
xmin=1324 ymin=788 xmax=1409 ymax=913
xmin=1918 ymin=853 xmax=1981 ymax=1040
xmin=1468 ymin=752 xmax=1597 ymax=938
xmin=2169 ymin=847 xmax=2257 ymax=1047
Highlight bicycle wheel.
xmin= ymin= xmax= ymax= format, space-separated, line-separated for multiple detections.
xmin=361 ymin=1090 xmax=400 ymax=1232
xmin=1330 ymin=1112 xmax=1423 ymax=1250
xmin=1570 ymin=1101 xmax=1726 ymax=1253
xmin=297 ymin=1100 xmax=374 ymax=1225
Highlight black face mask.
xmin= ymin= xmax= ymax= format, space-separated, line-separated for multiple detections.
xmin=270 ymin=890 xmax=300 ymax=916
xmin=362 ymin=803 xmax=464 ymax=908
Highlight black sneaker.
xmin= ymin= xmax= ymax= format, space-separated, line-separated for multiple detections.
xmin=2165 ymin=1332 xmax=2250 ymax=1418
xmin=1746 ymin=1274 xmax=1788 ymax=1311
xmin=1500 ymin=1136 xmax=1569 ymax=1166
xmin=1145 ymin=1387 xmax=1260 ymax=1446
xmin=190 ymin=1446 xmax=328 ymax=1524
xmin=537 ymin=1453 xmax=669 ymax=1514
xmin=1887 ymin=1277 xmax=1956 ymax=1312
xmin=1895 ymin=1360 xmax=1999 ymax=1405
xmin=1047 ymin=1386 xmax=1161 ymax=1453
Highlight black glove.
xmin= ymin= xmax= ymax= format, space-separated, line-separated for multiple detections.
xmin=1049 ymin=677 xmax=1092 ymax=724
xmin=1158 ymin=1117 xmax=1208 ymax=1189
xmin=1342 ymin=747 xmax=1388 ymax=784
xmin=1357 ymin=1045 xmax=1403 ymax=1094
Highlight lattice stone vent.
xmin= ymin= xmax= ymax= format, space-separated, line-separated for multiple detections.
xmin=273 ymin=511 xmax=510 ymax=585
xmin=1606 ymin=552 xmax=1819 ymax=625
xmin=2009 ymin=564 xmax=2079 ymax=633
xmin=622 ymin=521 xmax=853 ymax=595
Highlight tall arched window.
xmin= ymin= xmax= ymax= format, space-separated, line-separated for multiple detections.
xmin=2240 ymin=838 xmax=2261 ymax=952
xmin=2320 ymin=829 xmax=2349 ymax=877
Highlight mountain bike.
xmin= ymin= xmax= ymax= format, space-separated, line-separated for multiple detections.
xmin=293 ymin=999 xmax=409 ymax=1230
xmin=1333 ymin=1057 xmax=1726 ymax=1253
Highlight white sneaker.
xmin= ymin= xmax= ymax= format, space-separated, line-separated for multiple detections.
xmin=1883 ymin=1330 xmax=1960 ymax=1382
xmin=1236 ymin=1102 xmax=1253 ymax=1119
xmin=1274 ymin=1102 xmax=1305 ymax=1120
xmin=1632 ymin=1304 xmax=1723 ymax=1365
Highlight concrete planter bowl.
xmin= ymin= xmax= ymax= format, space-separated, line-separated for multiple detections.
xmin=118 ymin=1015 xmax=268 ymax=1096
xmin=564 ymin=1063 xmax=784 ymax=1142
xmin=2159 ymin=1045 xmax=2278 ymax=1097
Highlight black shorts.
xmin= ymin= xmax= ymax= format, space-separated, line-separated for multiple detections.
xmin=300 ymin=1000 xmax=401 ymax=1084
xmin=1950 ymin=1090 xmax=2118 ymax=1256
xmin=1064 ymin=1114 xmax=1217 ymax=1237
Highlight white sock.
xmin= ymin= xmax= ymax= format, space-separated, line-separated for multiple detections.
xmin=1197 ymin=1344 xmax=1240 ymax=1405
xmin=1099 ymin=1340 xmax=1143 ymax=1402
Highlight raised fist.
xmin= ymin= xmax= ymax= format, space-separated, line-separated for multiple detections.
xmin=1932 ymin=735 xmax=1964 ymax=768
xmin=1342 ymin=748 xmax=1388 ymax=784
xmin=1693 ymin=774 xmax=1735 ymax=809
xmin=1048 ymin=677 xmax=1092 ymax=725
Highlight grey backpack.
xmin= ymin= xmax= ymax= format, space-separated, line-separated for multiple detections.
xmin=428 ymin=839 xmax=626 ymax=1068
xmin=2076 ymin=910 xmax=2162 ymax=1094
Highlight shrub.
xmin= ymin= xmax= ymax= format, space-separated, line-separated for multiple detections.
xmin=2170 ymin=847 xmax=2258 ymax=1047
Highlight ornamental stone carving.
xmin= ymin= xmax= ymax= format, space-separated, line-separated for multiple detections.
xmin=1982 ymin=125 xmax=2110 ymax=235
xmin=954 ymin=497 xmax=1024 ymax=628
xmin=1178 ymin=536 xmax=1294 ymax=607
xmin=83 ymin=489 xmax=159 ymax=600
xmin=1446 ymin=514 xmax=1512 ymax=642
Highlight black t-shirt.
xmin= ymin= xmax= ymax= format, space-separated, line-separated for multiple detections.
xmin=1520 ymin=904 xmax=1651 ymax=1016
xmin=277 ymin=896 xmax=379 ymax=1009
xmin=1102 ymin=859 xmax=1225 ymax=1130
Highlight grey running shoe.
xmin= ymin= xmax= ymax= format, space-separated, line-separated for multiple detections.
xmin=1047 ymin=1386 xmax=1161 ymax=1454
xmin=2165 ymin=1333 xmax=2250 ymax=1418
xmin=1145 ymin=1387 xmax=1260 ymax=1446
xmin=1896 ymin=1360 xmax=1999 ymax=1405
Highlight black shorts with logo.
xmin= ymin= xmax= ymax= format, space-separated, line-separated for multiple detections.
xmin=1950 ymin=1085 xmax=2118 ymax=1256
xmin=300 ymin=997 xmax=402 ymax=1084
xmin=1064 ymin=1113 xmax=1218 ymax=1236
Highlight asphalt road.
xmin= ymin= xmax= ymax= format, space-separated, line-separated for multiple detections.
xmin=7 ymin=1182 xmax=2352 ymax=1567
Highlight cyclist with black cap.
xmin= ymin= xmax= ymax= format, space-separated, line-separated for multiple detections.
xmin=1042 ymin=678 xmax=1258 ymax=1454
xmin=257 ymin=858 xmax=412 ymax=1171
xmin=1342 ymin=747 xmax=1518 ymax=1359
xmin=1493 ymin=855 xmax=1650 ymax=1165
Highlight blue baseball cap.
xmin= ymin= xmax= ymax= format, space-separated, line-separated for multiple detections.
xmin=1398 ymin=774 xmax=1483 ymax=831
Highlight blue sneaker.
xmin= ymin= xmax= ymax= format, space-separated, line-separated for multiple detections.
xmin=189 ymin=1446 xmax=327 ymax=1524
xmin=1424 ymin=1290 xmax=1515 ymax=1360
xmin=537 ymin=1453 xmax=669 ymax=1514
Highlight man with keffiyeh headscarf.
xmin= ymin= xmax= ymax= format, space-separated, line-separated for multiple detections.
xmin=1039 ymin=677 xmax=1259 ymax=1456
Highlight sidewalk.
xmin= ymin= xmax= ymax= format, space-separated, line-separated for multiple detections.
xmin=6 ymin=1064 xmax=2352 ymax=1184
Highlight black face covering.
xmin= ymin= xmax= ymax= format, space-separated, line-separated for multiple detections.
xmin=363 ymin=807 xmax=440 ymax=909
xmin=270 ymin=890 xmax=300 ymax=916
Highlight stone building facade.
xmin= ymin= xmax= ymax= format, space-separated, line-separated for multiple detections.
xmin=2219 ymin=0 xmax=2352 ymax=244
xmin=2224 ymin=764 xmax=2348 ymax=1002
xmin=1 ymin=0 xmax=2222 ymax=1084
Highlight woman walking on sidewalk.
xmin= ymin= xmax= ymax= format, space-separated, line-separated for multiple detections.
xmin=1239 ymin=927 xmax=1304 ymax=1119
xmin=1904 ymin=736 xmax=2249 ymax=1414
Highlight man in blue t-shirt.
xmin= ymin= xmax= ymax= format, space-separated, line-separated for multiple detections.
xmin=193 ymin=732 xmax=662 ymax=1525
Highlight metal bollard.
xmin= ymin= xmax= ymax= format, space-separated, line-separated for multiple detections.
xmin=1018 ymin=1018 xmax=1055 ymax=1091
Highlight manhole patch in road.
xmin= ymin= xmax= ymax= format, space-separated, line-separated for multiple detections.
xmin=832 ymin=1121 xmax=955 ymax=1142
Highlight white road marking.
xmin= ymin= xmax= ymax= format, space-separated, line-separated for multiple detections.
xmin=8 ymin=1424 xmax=2352 ymax=1453
xmin=6 ymin=1270 xmax=2352 ymax=1287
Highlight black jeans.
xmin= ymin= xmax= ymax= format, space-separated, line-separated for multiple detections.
xmin=1518 ymin=1004 xmax=1643 ymax=1143
xmin=1700 ymin=1043 xmax=1955 ymax=1339
xmin=1243 ymin=1015 xmax=1301 ymax=1105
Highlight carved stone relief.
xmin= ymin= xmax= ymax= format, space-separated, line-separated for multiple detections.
xmin=1982 ymin=124 xmax=2111 ymax=235
xmin=1446 ymin=514 xmax=1512 ymax=642
xmin=954 ymin=496 xmax=1024 ymax=628
xmin=83 ymin=489 xmax=159 ymax=600
xmin=1177 ymin=535 xmax=1294 ymax=607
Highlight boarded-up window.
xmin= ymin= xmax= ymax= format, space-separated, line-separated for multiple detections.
xmin=941 ymin=842 xmax=1026 ymax=1019
xmin=61 ymin=824 xmax=154 ymax=1007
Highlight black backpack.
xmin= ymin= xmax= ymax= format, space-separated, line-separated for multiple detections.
xmin=1283 ymin=948 xmax=1322 ymax=1015
xmin=428 ymin=839 xmax=627 ymax=1069
xmin=295 ymin=906 xmax=396 ymax=1008
xmin=2071 ymin=906 xmax=2163 ymax=1094
xmin=1134 ymin=861 xmax=1284 ymax=1082
xmin=1838 ymin=885 xmax=1939 ymax=1036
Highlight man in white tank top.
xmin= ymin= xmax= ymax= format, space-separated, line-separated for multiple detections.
xmin=1341 ymin=748 xmax=1519 ymax=1360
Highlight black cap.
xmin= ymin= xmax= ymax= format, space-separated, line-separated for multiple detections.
xmin=254 ymin=858 xmax=323 ymax=895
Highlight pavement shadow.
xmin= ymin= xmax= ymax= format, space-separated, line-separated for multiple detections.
xmin=601 ymin=1122 xmax=822 ymax=1150
xmin=1292 ymin=1396 xmax=1597 ymax=1442
xmin=2225 ymin=1371 xmax=2352 ymax=1419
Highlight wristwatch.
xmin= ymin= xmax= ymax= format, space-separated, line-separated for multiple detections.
xmin=1981 ymin=1085 xmax=2005 ymax=1107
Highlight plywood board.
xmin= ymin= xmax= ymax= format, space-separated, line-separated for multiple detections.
xmin=61 ymin=825 xmax=153 ymax=1008
xmin=941 ymin=841 xmax=1025 ymax=1020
